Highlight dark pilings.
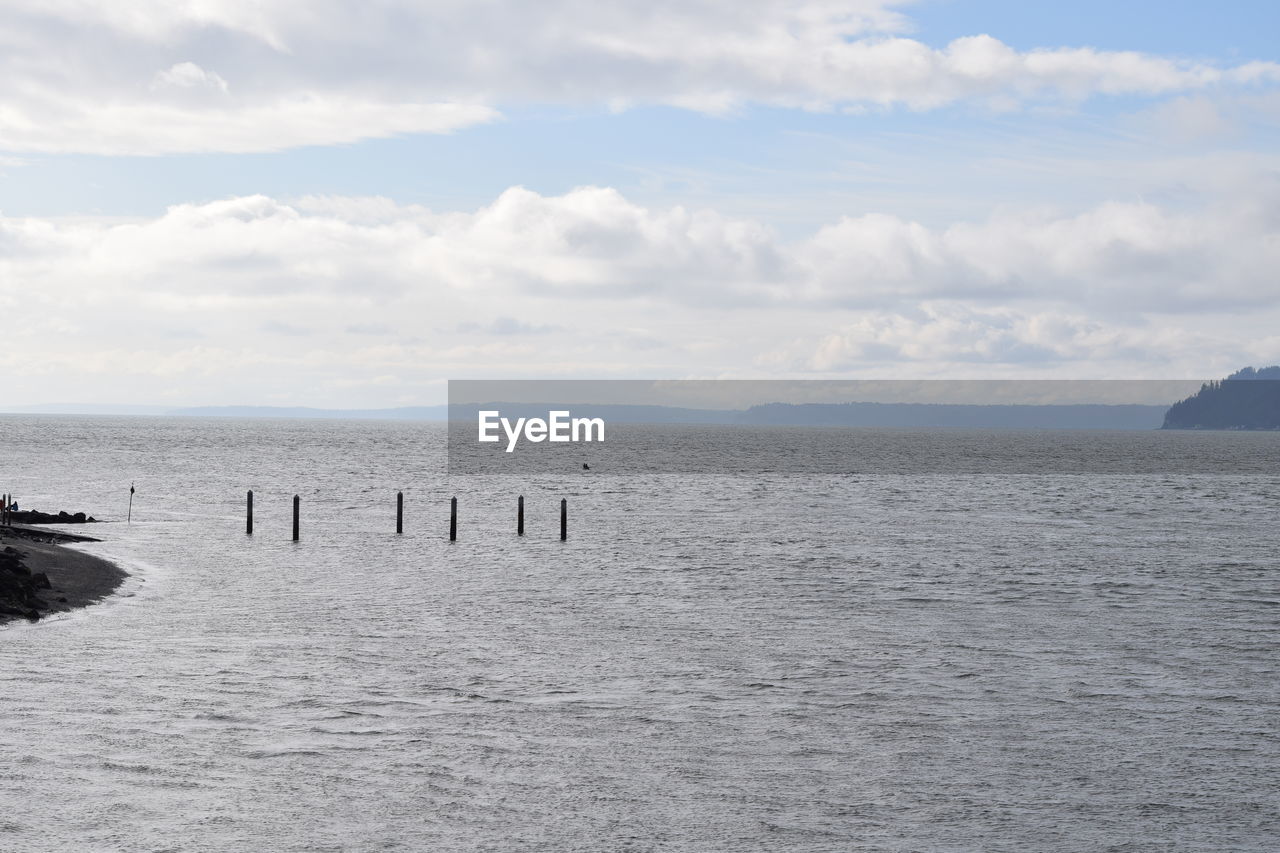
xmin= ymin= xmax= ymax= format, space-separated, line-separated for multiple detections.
xmin=517 ymin=495 xmax=524 ymax=536
xmin=292 ymin=494 xmax=300 ymax=541
xmin=560 ymin=498 xmax=567 ymax=541
xmin=246 ymin=490 xmax=254 ymax=535
xmin=450 ymin=496 xmax=457 ymax=541
xmin=396 ymin=491 xmax=404 ymax=534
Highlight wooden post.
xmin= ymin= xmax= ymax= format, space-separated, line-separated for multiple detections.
xmin=517 ymin=495 xmax=524 ymax=536
xmin=396 ymin=491 xmax=403 ymax=534
xmin=560 ymin=498 xmax=567 ymax=541
xmin=292 ymin=494 xmax=300 ymax=541
xmin=449 ymin=497 xmax=457 ymax=541
xmin=2 ymin=493 xmax=7 ymax=526
xmin=246 ymin=490 xmax=254 ymax=535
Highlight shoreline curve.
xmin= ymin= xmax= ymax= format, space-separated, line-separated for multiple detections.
xmin=1 ymin=524 xmax=128 ymax=625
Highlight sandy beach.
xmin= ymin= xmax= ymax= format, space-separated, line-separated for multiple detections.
xmin=0 ymin=524 xmax=127 ymax=624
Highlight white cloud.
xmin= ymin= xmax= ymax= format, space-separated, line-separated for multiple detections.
xmin=1 ymin=182 xmax=1279 ymax=403
xmin=151 ymin=62 xmax=230 ymax=94
xmin=766 ymin=305 xmax=1185 ymax=370
xmin=2 ymin=185 xmax=1276 ymax=315
xmin=0 ymin=1 xmax=1276 ymax=154
xmin=0 ymin=92 xmax=498 ymax=155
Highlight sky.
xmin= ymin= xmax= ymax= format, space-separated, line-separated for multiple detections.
xmin=2 ymin=0 xmax=1279 ymax=408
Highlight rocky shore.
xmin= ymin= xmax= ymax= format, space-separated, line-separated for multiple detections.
xmin=0 ymin=524 xmax=126 ymax=624
xmin=7 ymin=509 xmax=97 ymax=524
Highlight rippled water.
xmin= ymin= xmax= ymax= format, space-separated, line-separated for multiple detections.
xmin=1 ymin=416 xmax=1278 ymax=852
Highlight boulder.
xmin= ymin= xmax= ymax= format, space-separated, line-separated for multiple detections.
xmin=8 ymin=509 xmax=97 ymax=524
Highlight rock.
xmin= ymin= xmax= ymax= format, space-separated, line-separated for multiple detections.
xmin=0 ymin=546 xmax=51 ymax=620
xmin=0 ymin=575 xmax=25 ymax=598
xmin=2 ymin=549 xmax=30 ymax=576
xmin=8 ymin=509 xmax=97 ymax=524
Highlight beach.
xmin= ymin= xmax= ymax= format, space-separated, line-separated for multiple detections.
xmin=0 ymin=524 xmax=127 ymax=624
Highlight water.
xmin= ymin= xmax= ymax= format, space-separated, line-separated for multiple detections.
xmin=1 ymin=416 xmax=1278 ymax=852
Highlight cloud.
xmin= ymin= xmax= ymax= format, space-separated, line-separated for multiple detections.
xmin=0 ymin=94 xmax=497 ymax=156
xmin=152 ymin=61 xmax=229 ymax=94
xmin=2 ymin=183 xmax=1278 ymax=314
xmin=0 ymin=1 xmax=1277 ymax=154
xmin=763 ymin=305 xmax=1183 ymax=370
xmin=455 ymin=317 xmax=562 ymax=336
xmin=2 ymin=184 xmax=1277 ymax=316
xmin=1 ymin=181 xmax=1279 ymax=403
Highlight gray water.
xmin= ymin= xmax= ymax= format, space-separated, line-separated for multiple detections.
xmin=1 ymin=416 xmax=1278 ymax=852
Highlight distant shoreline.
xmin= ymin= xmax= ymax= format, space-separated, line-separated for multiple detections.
xmin=0 ymin=525 xmax=127 ymax=625
xmin=1 ymin=400 xmax=1172 ymax=429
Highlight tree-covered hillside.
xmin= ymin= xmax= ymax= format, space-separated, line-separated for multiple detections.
xmin=1162 ymin=367 xmax=1280 ymax=429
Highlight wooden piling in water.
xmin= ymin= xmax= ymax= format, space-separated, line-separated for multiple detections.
xmin=450 ymin=496 xmax=457 ymax=541
xmin=246 ymin=490 xmax=254 ymax=535
xmin=517 ymin=495 xmax=524 ymax=536
xmin=292 ymin=494 xmax=300 ymax=541
xmin=396 ymin=491 xmax=403 ymax=534
xmin=560 ymin=498 xmax=567 ymax=541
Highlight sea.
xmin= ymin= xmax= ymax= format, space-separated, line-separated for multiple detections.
xmin=1 ymin=415 xmax=1278 ymax=852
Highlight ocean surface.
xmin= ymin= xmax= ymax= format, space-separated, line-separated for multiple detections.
xmin=1 ymin=416 xmax=1278 ymax=852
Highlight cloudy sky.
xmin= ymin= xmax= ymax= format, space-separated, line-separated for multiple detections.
xmin=2 ymin=0 xmax=1279 ymax=408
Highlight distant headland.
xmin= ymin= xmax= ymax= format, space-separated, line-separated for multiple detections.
xmin=1162 ymin=367 xmax=1280 ymax=430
